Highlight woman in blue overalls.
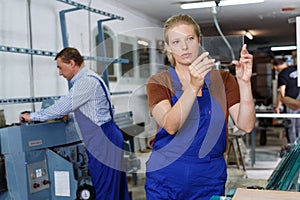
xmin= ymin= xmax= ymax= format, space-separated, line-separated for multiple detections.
xmin=145 ymin=14 xmax=256 ymax=199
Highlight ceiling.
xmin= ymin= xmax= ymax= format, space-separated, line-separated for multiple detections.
xmin=116 ymin=0 xmax=300 ymax=52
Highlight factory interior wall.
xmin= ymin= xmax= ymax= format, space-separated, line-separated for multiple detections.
xmin=0 ymin=0 xmax=163 ymax=141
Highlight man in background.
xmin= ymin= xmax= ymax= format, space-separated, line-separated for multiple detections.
xmin=19 ymin=47 xmax=130 ymax=200
xmin=273 ymin=58 xmax=300 ymax=144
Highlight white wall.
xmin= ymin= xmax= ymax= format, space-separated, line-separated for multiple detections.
xmin=0 ymin=0 xmax=164 ymax=139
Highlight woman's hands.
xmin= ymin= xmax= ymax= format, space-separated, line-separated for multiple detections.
xmin=230 ymin=44 xmax=256 ymax=133
xmin=232 ymin=44 xmax=253 ymax=83
xmin=188 ymin=52 xmax=215 ymax=92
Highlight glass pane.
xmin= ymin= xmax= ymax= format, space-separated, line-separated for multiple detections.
xmin=96 ymin=32 xmax=114 ymax=75
xmin=138 ymin=41 xmax=150 ymax=78
xmin=120 ymin=42 xmax=134 ymax=77
xmin=202 ymin=35 xmax=244 ymax=63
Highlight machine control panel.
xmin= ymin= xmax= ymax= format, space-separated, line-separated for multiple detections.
xmin=27 ymin=160 xmax=50 ymax=194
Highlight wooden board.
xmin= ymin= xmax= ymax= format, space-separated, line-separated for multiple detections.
xmin=232 ymin=188 xmax=300 ymax=200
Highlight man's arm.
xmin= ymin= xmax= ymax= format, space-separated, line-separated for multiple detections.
xmin=274 ymin=86 xmax=286 ymax=113
xmin=281 ymin=96 xmax=300 ymax=110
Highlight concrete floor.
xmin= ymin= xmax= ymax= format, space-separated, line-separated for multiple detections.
xmin=127 ymin=127 xmax=289 ymax=200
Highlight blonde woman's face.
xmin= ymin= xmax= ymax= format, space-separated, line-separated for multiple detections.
xmin=166 ymin=24 xmax=200 ymax=66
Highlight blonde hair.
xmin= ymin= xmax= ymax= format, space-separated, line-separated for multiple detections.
xmin=164 ymin=14 xmax=202 ymax=66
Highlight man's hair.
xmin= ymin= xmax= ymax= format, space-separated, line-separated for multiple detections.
xmin=271 ymin=57 xmax=286 ymax=66
xmin=55 ymin=47 xmax=84 ymax=66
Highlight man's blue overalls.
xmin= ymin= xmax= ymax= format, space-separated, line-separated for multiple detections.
xmin=75 ymin=76 xmax=130 ymax=200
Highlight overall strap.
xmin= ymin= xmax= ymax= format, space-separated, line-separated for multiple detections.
xmin=168 ymin=67 xmax=182 ymax=98
xmin=88 ymin=75 xmax=114 ymax=119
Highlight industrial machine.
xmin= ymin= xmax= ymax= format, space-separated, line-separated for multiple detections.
xmin=0 ymin=111 xmax=142 ymax=200
xmin=0 ymin=114 xmax=92 ymax=200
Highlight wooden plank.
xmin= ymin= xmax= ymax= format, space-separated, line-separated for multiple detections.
xmin=232 ymin=188 xmax=300 ymax=200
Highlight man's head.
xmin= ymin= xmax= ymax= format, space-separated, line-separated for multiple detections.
xmin=55 ymin=47 xmax=84 ymax=81
xmin=272 ymin=58 xmax=287 ymax=73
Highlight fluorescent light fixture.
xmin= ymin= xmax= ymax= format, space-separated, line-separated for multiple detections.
xmin=137 ymin=39 xmax=149 ymax=46
xmin=181 ymin=0 xmax=264 ymax=9
xmin=271 ymin=45 xmax=297 ymax=51
xmin=245 ymin=30 xmax=253 ymax=40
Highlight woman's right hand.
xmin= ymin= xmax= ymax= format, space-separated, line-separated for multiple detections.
xmin=188 ymin=52 xmax=215 ymax=92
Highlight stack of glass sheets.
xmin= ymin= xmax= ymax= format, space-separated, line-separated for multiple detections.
xmin=266 ymin=136 xmax=300 ymax=191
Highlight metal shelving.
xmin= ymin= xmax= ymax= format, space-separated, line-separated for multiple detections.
xmin=57 ymin=0 xmax=128 ymax=88
xmin=1 ymin=1 xmax=128 ymax=105
xmin=0 ymin=45 xmax=128 ymax=64
xmin=56 ymin=0 xmax=124 ymax=20
xmin=0 ymin=96 xmax=61 ymax=105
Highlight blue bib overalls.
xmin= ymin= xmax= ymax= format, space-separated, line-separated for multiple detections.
xmin=145 ymin=68 xmax=227 ymax=200
xmin=75 ymin=76 xmax=130 ymax=200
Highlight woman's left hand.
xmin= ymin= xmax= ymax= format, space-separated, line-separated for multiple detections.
xmin=232 ymin=44 xmax=253 ymax=83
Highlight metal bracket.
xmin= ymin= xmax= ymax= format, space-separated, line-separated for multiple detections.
xmin=0 ymin=96 xmax=61 ymax=105
xmin=0 ymin=45 xmax=128 ymax=64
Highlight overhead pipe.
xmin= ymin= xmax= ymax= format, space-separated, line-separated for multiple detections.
xmin=26 ymin=0 xmax=35 ymax=112
xmin=211 ymin=5 xmax=235 ymax=61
